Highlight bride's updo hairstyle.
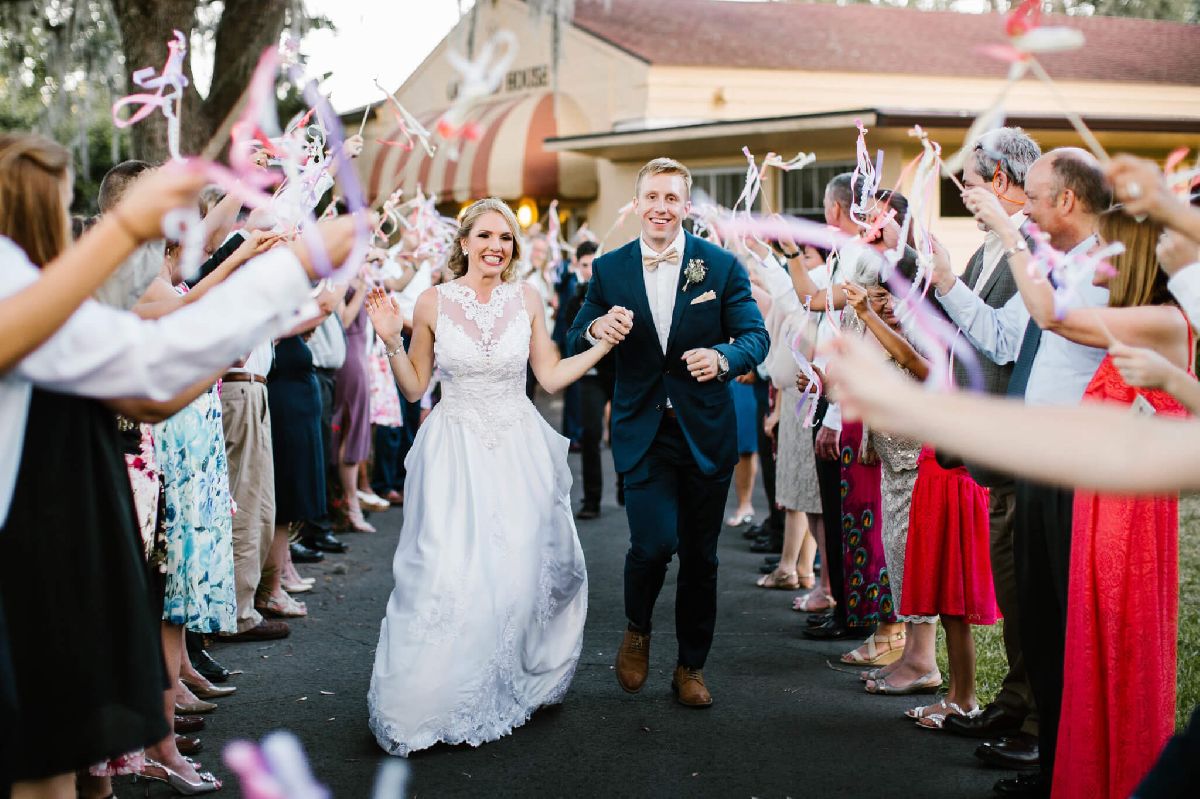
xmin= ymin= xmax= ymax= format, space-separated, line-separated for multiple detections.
xmin=0 ymin=133 xmax=72 ymax=268
xmin=446 ymin=197 xmax=523 ymax=283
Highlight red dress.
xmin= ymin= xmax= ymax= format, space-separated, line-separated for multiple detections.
xmin=1052 ymin=353 xmax=1189 ymax=799
xmin=900 ymin=448 xmax=998 ymax=623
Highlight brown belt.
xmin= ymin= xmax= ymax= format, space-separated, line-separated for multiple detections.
xmin=222 ymin=372 xmax=267 ymax=385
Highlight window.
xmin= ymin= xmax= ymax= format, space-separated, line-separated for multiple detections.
xmin=781 ymin=161 xmax=855 ymax=220
xmin=691 ymin=167 xmax=761 ymax=212
xmin=939 ymin=176 xmax=971 ymax=218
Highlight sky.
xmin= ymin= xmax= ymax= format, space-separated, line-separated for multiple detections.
xmin=302 ymin=0 xmax=466 ymax=113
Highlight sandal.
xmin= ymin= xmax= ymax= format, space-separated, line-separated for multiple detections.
xmin=864 ymin=669 xmax=942 ymax=695
xmin=840 ymin=630 xmax=906 ymax=666
xmin=256 ymin=593 xmax=307 ymax=618
xmin=756 ymin=569 xmax=800 ymax=590
xmin=796 ymin=572 xmax=816 ymax=591
xmin=792 ymin=591 xmax=835 ymax=613
xmin=910 ymin=700 xmax=982 ymax=730
xmin=725 ymin=512 xmax=754 ymax=528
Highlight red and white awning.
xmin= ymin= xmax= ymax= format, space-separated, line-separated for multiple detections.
xmin=363 ymin=91 xmax=597 ymax=207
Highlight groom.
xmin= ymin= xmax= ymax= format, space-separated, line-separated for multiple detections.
xmin=568 ymin=158 xmax=768 ymax=707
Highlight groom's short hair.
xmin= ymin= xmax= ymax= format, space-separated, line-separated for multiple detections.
xmin=635 ymin=157 xmax=692 ymax=196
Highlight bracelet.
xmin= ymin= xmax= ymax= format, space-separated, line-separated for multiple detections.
xmin=384 ymin=339 xmax=405 ymax=357
xmin=781 ymin=249 xmax=801 ymax=259
xmin=1004 ymin=239 xmax=1028 ymax=258
xmin=108 ymin=208 xmax=141 ymax=244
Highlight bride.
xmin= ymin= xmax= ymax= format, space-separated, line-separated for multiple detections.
xmin=364 ymin=197 xmax=631 ymax=755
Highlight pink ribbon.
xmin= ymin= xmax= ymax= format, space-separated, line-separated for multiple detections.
xmin=112 ymin=30 xmax=189 ymax=162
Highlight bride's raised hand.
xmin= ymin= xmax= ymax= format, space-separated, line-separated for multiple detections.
xmin=365 ymin=287 xmax=404 ymax=348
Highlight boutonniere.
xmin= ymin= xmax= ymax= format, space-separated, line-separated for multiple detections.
xmin=682 ymin=258 xmax=707 ymax=292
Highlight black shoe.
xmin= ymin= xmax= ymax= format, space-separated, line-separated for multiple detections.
xmin=759 ymin=563 xmax=777 ymax=575
xmin=289 ymin=541 xmax=325 ymax=563
xmin=992 ymin=771 xmax=1047 ymax=797
xmin=805 ymin=611 xmax=833 ymax=628
xmin=301 ymin=517 xmax=332 ymax=535
xmin=191 ymin=648 xmax=231 ymax=684
xmin=764 ymin=555 xmax=781 ymax=565
xmin=742 ymin=522 xmax=767 ymax=540
xmin=749 ymin=536 xmax=783 ymax=554
xmin=976 ymin=734 xmax=1040 ymax=769
xmin=302 ymin=531 xmax=348 ymax=554
xmin=802 ymin=619 xmax=854 ymax=640
xmin=944 ymin=704 xmax=1025 ymax=739
xmin=575 ymin=505 xmax=600 ymax=520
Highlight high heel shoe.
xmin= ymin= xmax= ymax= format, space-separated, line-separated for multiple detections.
xmin=137 ymin=758 xmax=222 ymax=794
xmin=256 ymin=593 xmax=307 ymax=618
xmin=344 ymin=509 xmax=376 ymax=533
xmin=282 ymin=580 xmax=312 ymax=594
xmin=174 ymin=699 xmax=217 ymax=714
xmin=180 ymin=675 xmax=237 ymax=699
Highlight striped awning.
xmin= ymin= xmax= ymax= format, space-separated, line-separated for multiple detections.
xmin=364 ymin=91 xmax=598 ymax=207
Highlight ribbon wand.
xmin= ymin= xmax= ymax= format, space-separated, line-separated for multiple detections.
xmin=357 ymin=104 xmax=371 ymax=138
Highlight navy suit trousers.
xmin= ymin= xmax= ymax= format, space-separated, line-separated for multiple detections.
xmin=622 ymin=414 xmax=732 ymax=668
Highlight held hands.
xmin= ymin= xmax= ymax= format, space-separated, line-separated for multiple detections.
xmin=113 ymin=160 xmax=209 ymax=241
xmin=589 ymin=306 xmax=634 ymax=346
xmin=364 ymin=287 xmax=404 ymax=349
xmin=682 ymin=348 xmax=722 ymax=383
xmin=1109 ymin=342 xmax=1176 ymax=392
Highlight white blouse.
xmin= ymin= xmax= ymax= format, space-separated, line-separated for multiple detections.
xmin=0 ymin=236 xmax=315 ymax=524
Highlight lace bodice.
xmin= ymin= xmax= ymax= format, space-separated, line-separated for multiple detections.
xmin=433 ymin=281 xmax=534 ymax=447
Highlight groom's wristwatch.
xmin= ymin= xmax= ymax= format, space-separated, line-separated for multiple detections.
xmin=715 ymin=352 xmax=730 ymax=380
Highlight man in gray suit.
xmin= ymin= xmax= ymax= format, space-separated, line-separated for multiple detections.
xmin=932 ymin=128 xmax=1043 ymax=767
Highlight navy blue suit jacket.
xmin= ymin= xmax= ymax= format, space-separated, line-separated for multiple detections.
xmin=567 ymin=232 xmax=768 ymax=476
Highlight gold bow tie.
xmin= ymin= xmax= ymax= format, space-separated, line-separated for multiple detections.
xmin=642 ymin=247 xmax=678 ymax=272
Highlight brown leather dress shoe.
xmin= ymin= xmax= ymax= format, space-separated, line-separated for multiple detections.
xmin=174 ymin=715 xmax=206 ymax=734
xmin=615 ymin=628 xmax=651 ymax=693
xmin=671 ymin=666 xmax=713 ymax=707
xmin=174 ymin=734 xmax=203 ymax=756
xmin=220 ymin=619 xmax=290 ymax=642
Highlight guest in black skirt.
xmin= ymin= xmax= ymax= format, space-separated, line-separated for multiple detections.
xmin=260 ymin=334 xmax=327 ymax=618
xmin=0 ymin=390 xmax=170 ymax=785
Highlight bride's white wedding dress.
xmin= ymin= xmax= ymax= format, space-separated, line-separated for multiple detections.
xmin=368 ymin=280 xmax=588 ymax=756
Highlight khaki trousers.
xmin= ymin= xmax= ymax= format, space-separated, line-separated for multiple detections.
xmin=220 ymin=382 xmax=275 ymax=633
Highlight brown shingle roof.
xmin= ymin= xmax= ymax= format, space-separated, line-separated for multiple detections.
xmin=571 ymin=0 xmax=1200 ymax=84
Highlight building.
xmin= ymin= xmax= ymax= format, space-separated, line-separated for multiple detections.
xmin=355 ymin=0 xmax=1200 ymax=260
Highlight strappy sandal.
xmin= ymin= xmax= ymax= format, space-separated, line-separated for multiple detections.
xmin=909 ymin=700 xmax=982 ymax=730
xmin=256 ymin=593 xmax=307 ymax=618
xmin=840 ymin=630 xmax=906 ymax=666
xmin=864 ymin=669 xmax=942 ymax=695
xmin=756 ymin=569 xmax=801 ymax=590
xmin=792 ymin=591 xmax=835 ymax=613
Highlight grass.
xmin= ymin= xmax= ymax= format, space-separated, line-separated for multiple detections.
xmin=937 ymin=494 xmax=1200 ymax=729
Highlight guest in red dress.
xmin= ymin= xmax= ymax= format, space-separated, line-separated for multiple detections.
xmin=901 ymin=448 xmax=998 ymax=729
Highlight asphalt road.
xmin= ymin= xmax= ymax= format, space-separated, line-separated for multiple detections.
xmin=124 ymin=401 xmax=1007 ymax=798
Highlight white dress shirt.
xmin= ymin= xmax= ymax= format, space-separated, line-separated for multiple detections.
xmin=1168 ymin=262 xmax=1200 ymax=332
xmin=639 ymin=228 xmax=687 ymax=354
xmin=937 ymin=235 xmax=1108 ymax=407
xmin=973 ymin=211 xmax=1029 ymax=295
xmin=225 ymin=339 xmax=274 ymax=378
xmin=308 ymin=314 xmax=347 ymax=370
xmin=392 ymin=256 xmax=433 ymax=323
xmin=0 ymin=236 xmax=313 ymax=524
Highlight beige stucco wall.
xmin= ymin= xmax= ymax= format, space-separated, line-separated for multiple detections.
xmin=642 ymin=65 xmax=1200 ymax=123
xmin=359 ymin=4 xmax=1196 ymax=272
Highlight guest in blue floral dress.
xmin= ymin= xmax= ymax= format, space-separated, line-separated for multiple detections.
xmin=155 ymin=385 xmax=237 ymax=634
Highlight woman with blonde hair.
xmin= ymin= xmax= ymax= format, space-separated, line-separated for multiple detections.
xmin=365 ymin=198 xmax=628 ymax=755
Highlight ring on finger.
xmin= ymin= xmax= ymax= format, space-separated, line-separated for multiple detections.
xmin=1126 ymin=181 xmax=1142 ymax=199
